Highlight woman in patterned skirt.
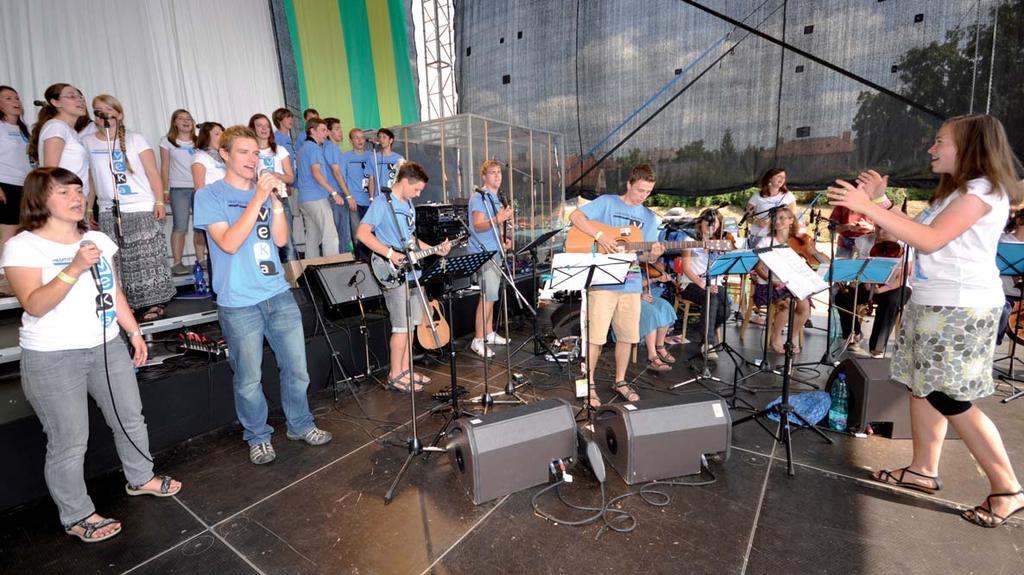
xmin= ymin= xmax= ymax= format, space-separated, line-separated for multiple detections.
xmin=828 ymin=114 xmax=1024 ymax=528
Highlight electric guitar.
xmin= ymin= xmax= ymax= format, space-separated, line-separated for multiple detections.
xmin=370 ymin=232 xmax=468 ymax=290
xmin=565 ymin=222 xmax=733 ymax=254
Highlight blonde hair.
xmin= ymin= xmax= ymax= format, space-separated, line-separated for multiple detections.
xmin=92 ymin=94 xmax=134 ymax=174
xmin=480 ymin=159 xmax=503 ymax=178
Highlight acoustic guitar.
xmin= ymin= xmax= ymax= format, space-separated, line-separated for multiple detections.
xmin=565 ymin=222 xmax=733 ymax=254
xmin=417 ymin=299 xmax=451 ymax=349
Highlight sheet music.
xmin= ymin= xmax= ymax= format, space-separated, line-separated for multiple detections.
xmin=757 ymin=247 xmax=829 ymax=300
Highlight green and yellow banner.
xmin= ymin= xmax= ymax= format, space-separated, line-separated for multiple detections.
xmin=284 ymin=0 xmax=418 ymax=139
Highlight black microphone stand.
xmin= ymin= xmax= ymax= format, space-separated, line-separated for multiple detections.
xmin=98 ymin=115 xmax=125 ymax=286
xmin=380 ymin=188 xmax=445 ymax=505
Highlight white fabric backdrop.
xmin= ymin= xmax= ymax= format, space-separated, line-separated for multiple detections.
xmin=0 ymin=0 xmax=284 ymax=150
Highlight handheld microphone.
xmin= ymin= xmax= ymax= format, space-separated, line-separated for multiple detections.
xmin=347 ymin=271 xmax=360 ymax=287
xmin=33 ymin=100 xmax=46 ymax=107
xmin=258 ymin=167 xmax=288 ymax=198
xmin=79 ymin=240 xmax=101 ymax=284
xmin=94 ymin=111 xmax=111 ymax=120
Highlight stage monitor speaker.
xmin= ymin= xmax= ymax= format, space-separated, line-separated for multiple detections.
xmin=824 ymin=358 xmax=957 ymax=439
xmin=594 ymin=393 xmax=731 ymax=485
xmin=310 ymin=261 xmax=381 ymax=305
xmin=446 ymin=398 xmax=576 ymax=505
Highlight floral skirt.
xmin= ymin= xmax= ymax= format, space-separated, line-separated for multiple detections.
xmin=891 ymin=303 xmax=1001 ymax=401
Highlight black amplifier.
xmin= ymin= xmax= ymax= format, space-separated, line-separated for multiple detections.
xmin=416 ymin=203 xmax=467 ymax=244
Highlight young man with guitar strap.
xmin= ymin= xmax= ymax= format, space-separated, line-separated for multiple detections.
xmin=468 ymin=159 xmax=514 ymax=358
xmin=356 ymin=161 xmax=451 ymax=392
xmin=568 ymin=163 xmax=665 ymax=404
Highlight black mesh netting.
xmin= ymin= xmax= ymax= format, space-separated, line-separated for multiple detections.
xmin=455 ymin=0 xmax=1024 ymax=197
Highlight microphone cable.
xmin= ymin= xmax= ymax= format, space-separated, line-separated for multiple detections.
xmin=87 ymin=244 xmax=154 ymax=464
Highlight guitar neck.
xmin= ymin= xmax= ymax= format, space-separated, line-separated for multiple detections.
xmin=625 ymin=239 xmax=710 ymax=252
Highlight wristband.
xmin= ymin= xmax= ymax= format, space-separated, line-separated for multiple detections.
xmin=386 ymin=248 xmax=394 ymax=259
xmin=871 ymin=195 xmax=890 ymax=205
xmin=272 ymin=207 xmax=285 ymax=214
xmin=127 ymin=330 xmax=143 ymax=338
xmin=57 ymin=271 xmax=77 ymax=285
xmin=155 ymin=202 xmax=165 ymax=207
xmin=594 ymin=231 xmax=603 ymax=241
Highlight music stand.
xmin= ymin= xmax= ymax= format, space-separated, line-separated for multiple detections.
xmin=549 ymin=252 xmax=632 ymax=418
xmin=995 ymin=242 xmax=1024 ymax=402
xmin=809 ymin=257 xmax=900 ymax=361
xmin=731 ymin=245 xmax=833 ymax=476
xmin=511 ymin=227 xmax=567 ymax=362
xmin=673 ymin=250 xmax=759 ymax=402
xmin=421 ymin=251 xmax=495 ymax=452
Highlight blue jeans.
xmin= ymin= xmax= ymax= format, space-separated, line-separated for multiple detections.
xmin=331 ymin=200 xmax=354 ymax=254
xmin=218 ymin=290 xmax=314 ymax=445
xmin=21 ymin=342 xmax=154 ymax=526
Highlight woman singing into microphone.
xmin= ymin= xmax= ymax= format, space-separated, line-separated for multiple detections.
xmin=1 ymin=167 xmax=181 ymax=543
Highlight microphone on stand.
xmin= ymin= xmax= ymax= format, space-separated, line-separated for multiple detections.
xmin=94 ymin=110 xmax=112 ymax=128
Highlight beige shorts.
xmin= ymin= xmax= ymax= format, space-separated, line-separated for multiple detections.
xmin=587 ymin=290 xmax=641 ymax=345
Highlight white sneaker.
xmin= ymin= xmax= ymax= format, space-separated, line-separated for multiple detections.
xmin=470 ymin=338 xmax=495 ymax=358
xmin=484 ymin=332 xmax=509 ymax=345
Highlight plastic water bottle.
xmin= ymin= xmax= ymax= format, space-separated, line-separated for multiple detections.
xmin=193 ymin=260 xmax=207 ymax=294
xmin=828 ymin=372 xmax=849 ymax=432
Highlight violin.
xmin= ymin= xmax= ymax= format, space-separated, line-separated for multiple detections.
xmin=497 ymin=190 xmax=512 ymax=248
xmin=788 ymin=233 xmax=829 ymax=267
xmin=869 ymin=240 xmax=904 ymax=259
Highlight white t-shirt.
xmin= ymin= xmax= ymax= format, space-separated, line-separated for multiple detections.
xmin=159 ymin=136 xmax=196 ymax=188
xmin=910 ymin=177 xmax=1009 ymax=307
xmin=686 ymin=245 xmax=723 ymax=286
xmin=192 ymin=149 xmax=225 ymax=187
xmin=258 ymin=145 xmax=290 ymax=175
xmin=0 ymin=230 xmax=121 ymax=351
xmin=83 ymin=131 xmax=157 ymax=213
xmin=39 ymin=119 xmax=90 ymax=197
xmin=0 ymin=121 xmax=31 ymax=186
xmin=746 ymin=191 xmax=796 ymax=241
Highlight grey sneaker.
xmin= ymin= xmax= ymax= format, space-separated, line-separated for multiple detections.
xmin=287 ymin=427 xmax=333 ymax=446
xmin=171 ymin=263 xmax=190 ymax=276
xmin=249 ymin=442 xmax=276 ymax=465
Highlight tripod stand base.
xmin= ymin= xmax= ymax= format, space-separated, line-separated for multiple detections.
xmin=383 ymin=437 xmax=446 ymax=504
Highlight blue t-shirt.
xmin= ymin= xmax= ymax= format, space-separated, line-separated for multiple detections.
xmin=375 ymin=152 xmax=404 ymax=190
xmin=275 ymin=130 xmax=294 ymax=159
xmin=295 ymin=140 xmax=329 ymax=203
xmin=362 ymin=194 xmax=419 ymax=280
xmin=322 ymin=142 xmax=344 ymax=194
xmin=578 ymin=194 xmax=659 ymax=293
xmin=468 ymin=188 xmax=503 ymax=254
xmin=341 ymin=150 xmax=374 ymax=206
xmin=194 ymin=179 xmax=290 ymax=307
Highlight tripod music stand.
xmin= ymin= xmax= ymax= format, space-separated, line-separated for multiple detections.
xmin=731 ymin=245 xmax=833 ymax=475
xmin=548 ymin=252 xmax=632 ymax=419
xmin=995 ymin=242 xmax=1024 ymax=403
xmin=419 ymin=251 xmax=494 ymax=452
xmin=674 ymin=249 xmax=759 ymax=402
xmin=511 ymin=226 xmax=567 ymax=363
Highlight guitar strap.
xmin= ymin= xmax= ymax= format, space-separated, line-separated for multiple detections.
xmin=482 ymin=190 xmax=513 ymax=275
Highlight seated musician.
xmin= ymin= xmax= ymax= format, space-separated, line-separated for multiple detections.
xmin=568 ymin=163 xmax=664 ymax=405
xmin=468 ymin=159 xmax=513 ymax=358
xmin=355 ymin=161 xmax=450 ymax=392
xmin=681 ymin=208 xmax=731 ymax=359
xmin=753 ymin=206 xmax=812 ymax=354
xmin=863 ymin=226 xmax=912 ymax=357
xmin=639 ymin=271 xmax=677 ymax=372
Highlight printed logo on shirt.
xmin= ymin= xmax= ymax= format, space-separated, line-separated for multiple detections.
xmin=255 ymin=224 xmax=270 ymax=241
xmin=610 ymin=212 xmax=645 ymax=228
xmin=93 ymin=148 xmax=137 ymax=197
xmin=260 ymin=156 xmax=275 ymax=172
xmin=96 ymin=256 xmax=117 ymax=327
xmin=380 ymin=161 xmax=399 ymax=188
xmin=258 ymin=206 xmax=270 ymax=221
xmin=253 ymin=242 xmax=277 ymax=276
